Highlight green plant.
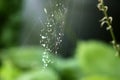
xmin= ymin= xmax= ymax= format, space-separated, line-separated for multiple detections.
xmin=97 ymin=0 xmax=120 ymax=56
xmin=75 ymin=40 xmax=120 ymax=76
xmin=16 ymin=68 xmax=60 ymax=80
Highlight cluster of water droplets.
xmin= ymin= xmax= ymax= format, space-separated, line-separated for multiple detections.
xmin=39 ymin=0 xmax=67 ymax=69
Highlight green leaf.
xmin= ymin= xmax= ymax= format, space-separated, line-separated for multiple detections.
xmin=7 ymin=46 xmax=55 ymax=69
xmin=16 ymin=68 xmax=60 ymax=80
xmin=75 ymin=40 xmax=120 ymax=77
xmin=81 ymin=75 xmax=117 ymax=80
xmin=0 ymin=60 xmax=20 ymax=80
xmin=52 ymin=58 xmax=81 ymax=80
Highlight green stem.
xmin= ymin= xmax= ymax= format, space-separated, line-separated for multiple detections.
xmin=101 ymin=2 xmax=120 ymax=56
xmin=103 ymin=7 xmax=116 ymax=42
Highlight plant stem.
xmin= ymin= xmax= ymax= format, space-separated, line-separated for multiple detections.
xmin=97 ymin=0 xmax=120 ymax=56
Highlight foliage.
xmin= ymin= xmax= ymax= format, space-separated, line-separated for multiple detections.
xmin=52 ymin=58 xmax=81 ymax=80
xmin=81 ymin=75 xmax=117 ymax=80
xmin=0 ymin=0 xmax=22 ymax=48
xmin=0 ymin=47 xmax=81 ymax=80
xmin=0 ymin=59 xmax=21 ymax=80
xmin=97 ymin=0 xmax=120 ymax=56
xmin=75 ymin=40 xmax=120 ymax=79
xmin=1 ymin=41 xmax=120 ymax=80
xmin=0 ymin=0 xmax=120 ymax=80
xmin=16 ymin=68 xmax=60 ymax=80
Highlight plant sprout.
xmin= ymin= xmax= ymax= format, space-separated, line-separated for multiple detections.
xmin=97 ymin=0 xmax=120 ymax=56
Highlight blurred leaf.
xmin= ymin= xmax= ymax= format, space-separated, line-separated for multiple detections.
xmin=7 ymin=46 xmax=55 ymax=69
xmin=16 ymin=68 xmax=60 ymax=80
xmin=1 ymin=12 xmax=21 ymax=46
xmin=0 ymin=59 xmax=20 ymax=80
xmin=1 ymin=0 xmax=22 ymax=14
xmin=52 ymin=58 xmax=81 ymax=80
xmin=75 ymin=40 xmax=120 ymax=77
xmin=81 ymin=75 xmax=117 ymax=80
xmin=1 ymin=28 xmax=14 ymax=46
xmin=0 ymin=0 xmax=6 ymax=12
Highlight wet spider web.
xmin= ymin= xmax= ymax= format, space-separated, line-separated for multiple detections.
xmin=39 ymin=0 xmax=67 ymax=69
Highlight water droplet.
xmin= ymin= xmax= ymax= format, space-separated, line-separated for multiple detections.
xmin=42 ymin=44 xmax=46 ymax=47
xmin=48 ymin=29 xmax=52 ymax=32
xmin=45 ymin=64 xmax=48 ymax=67
xmin=41 ymin=36 xmax=46 ymax=39
xmin=55 ymin=51 xmax=58 ymax=54
xmin=59 ymin=33 xmax=62 ymax=36
xmin=47 ymin=22 xmax=50 ymax=25
xmin=59 ymin=3 xmax=62 ymax=5
xmin=60 ymin=40 xmax=62 ymax=42
xmin=51 ymin=14 xmax=54 ymax=17
xmin=43 ymin=52 xmax=47 ymax=55
xmin=50 ymin=25 xmax=52 ymax=27
xmin=40 ymin=2 xmax=66 ymax=70
xmin=47 ymin=48 xmax=51 ymax=52
xmin=56 ymin=4 xmax=58 ymax=6
xmin=44 ymin=8 xmax=47 ymax=14
xmin=42 ymin=58 xmax=45 ymax=63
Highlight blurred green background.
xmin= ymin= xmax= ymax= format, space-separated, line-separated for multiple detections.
xmin=0 ymin=0 xmax=120 ymax=80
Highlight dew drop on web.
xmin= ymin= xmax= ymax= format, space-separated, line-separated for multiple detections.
xmin=39 ymin=0 xmax=67 ymax=69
